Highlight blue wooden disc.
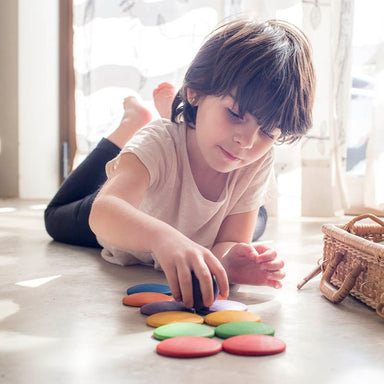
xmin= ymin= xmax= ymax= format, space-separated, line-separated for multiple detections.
xmin=127 ymin=283 xmax=172 ymax=296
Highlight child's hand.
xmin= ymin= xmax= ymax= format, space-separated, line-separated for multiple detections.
xmin=221 ymin=243 xmax=285 ymax=288
xmin=152 ymin=233 xmax=229 ymax=308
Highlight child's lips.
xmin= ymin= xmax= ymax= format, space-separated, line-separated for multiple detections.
xmin=219 ymin=146 xmax=241 ymax=161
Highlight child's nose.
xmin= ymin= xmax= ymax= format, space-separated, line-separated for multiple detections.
xmin=233 ymin=127 xmax=256 ymax=149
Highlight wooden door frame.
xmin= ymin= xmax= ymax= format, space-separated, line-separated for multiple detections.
xmin=59 ymin=0 xmax=76 ymax=182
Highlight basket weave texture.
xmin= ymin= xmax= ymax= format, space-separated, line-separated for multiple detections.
xmin=322 ymin=214 xmax=384 ymax=312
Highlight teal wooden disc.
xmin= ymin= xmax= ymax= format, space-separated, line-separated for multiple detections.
xmin=153 ymin=322 xmax=215 ymax=340
xmin=215 ymin=321 xmax=275 ymax=339
xmin=127 ymin=283 xmax=171 ymax=296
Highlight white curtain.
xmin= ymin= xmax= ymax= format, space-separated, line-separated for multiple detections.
xmin=73 ymin=0 xmax=224 ymax=154
xmin=359 ymin=1 xmax=384 ymax=210
xmin=72 ymin=0 xmax=304 ymax=155
xmin=74 ymin=0 xmax=365 ymax=216
xmin=343 ymin=0 xmax=384 ymax=213
xmin=300 ymin=0 xmax=354 ymax=217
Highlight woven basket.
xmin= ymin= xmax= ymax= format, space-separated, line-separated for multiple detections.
xmin=298 ymin=214 xmax=384 ymax=319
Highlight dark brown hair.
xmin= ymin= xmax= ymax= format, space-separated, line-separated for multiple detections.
xmin=171 ymin=18 xmax=316 ymax=143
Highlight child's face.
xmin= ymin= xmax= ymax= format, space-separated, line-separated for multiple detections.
xmin=193 ymin=93 xmax=281 ymax=173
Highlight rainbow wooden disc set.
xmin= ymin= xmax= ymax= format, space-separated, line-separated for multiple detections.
xmin=123 ymin=282 xmax=286 ymax=358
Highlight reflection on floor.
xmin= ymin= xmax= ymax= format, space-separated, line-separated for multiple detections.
xmin=0 ymin=199 xmax=383 ymax=384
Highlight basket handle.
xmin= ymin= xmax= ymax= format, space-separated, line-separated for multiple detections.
xmin=377 ymin=296 xmax=384 ymax=319
xmin=319 ymin=251 xmax=364 ymax=304
xmin=344 ymin=213 xmax=384 ymax=233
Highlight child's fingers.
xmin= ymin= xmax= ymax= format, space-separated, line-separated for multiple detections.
xmin=260 ymin=258 xmax=285 ymax=271
xmin=193 ymin=268 xmax=215 ymax=308
xmin=163 ymin=267 xmax=182 ymax=302
xmin=204 ymin=254 xmax=229 ymax=301
xmin=266 ymin=280 xmax=283 ymax=289
xmin=177 ymin=267 xmax=194 ymax=308
xmin=266 ymin=270 xmax=285 ymax=281
xmin=253 ymin=247 xmax=278 ymax=264
xmin=254 ymin=243 xmax=275 ymax=254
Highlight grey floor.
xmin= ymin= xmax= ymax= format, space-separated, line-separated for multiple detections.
xmin=1 ymin=199 xmax=383 ymax=384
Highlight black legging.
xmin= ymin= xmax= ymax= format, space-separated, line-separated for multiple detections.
xmin=44 ymin=138 xmax=120 ymax=248
xmin=44 ymin=137 xmax=268 ymax=248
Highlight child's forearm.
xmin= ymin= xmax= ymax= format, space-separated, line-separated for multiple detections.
xmin=89 ymin=194 xmax=178 ymax=252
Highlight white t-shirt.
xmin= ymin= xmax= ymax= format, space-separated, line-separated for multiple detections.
xmin=98 ymin=119 xmax=277 ymax=269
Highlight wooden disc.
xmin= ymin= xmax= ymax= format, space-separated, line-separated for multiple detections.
xmin=127 ymin=283 xmax=171 ymax=296
xmin=215 ymin=321 xmax=275 ymax=339
xmin=209 ymin=299 xmax=248 ymax=312
xmin=156 ymin=336 xmax=222 ymax=358
xmin=222 ymin=334 xmax=286 ymax=356
xmin=122 ymin=292 xmax=173 ymax=307
xmin=146 ymin=311 xmax=204 ymax=328
xmin=140 ymin=301 xmax=192 ymax=316
xmin=204 ymin=310 xmax=261 ymax=326
xmin=153 ymin=323 xmax=215 ymax=340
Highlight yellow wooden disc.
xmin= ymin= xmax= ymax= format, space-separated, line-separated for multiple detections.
xmin=146 ymin=311 xmax=204 ymax=328
xmin=204 ymin=310 xmax=261 ymax=326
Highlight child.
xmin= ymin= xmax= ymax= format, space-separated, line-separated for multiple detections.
xmin=45 ymin=18 xmax=315 ymax=308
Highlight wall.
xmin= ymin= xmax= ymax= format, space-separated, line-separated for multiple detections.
xmin=0 ymin=0 xmax=19 ymax=197
xmin=0 ymin=0 xmax=59 ymax=199
xmin=18 ymin=0 xmax=60 ymax=199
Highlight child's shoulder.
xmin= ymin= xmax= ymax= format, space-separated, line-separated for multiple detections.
xmin=133 ymin=118 xmax=183 ymax=141
xmin=121 ymin=118 xmax=185 ymax=159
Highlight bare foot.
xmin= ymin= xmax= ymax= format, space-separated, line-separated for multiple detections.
xmin=153 ymin=82 xmax=176 ymax=119
xmin=107 ymin=96 xmax=152 ymax=148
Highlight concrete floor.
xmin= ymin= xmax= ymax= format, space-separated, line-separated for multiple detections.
xmin=0 ymin=199 xmax=383 ymax=384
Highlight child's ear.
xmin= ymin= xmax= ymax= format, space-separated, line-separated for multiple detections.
xmin=186 ymin=88 xmax=200 ymax=106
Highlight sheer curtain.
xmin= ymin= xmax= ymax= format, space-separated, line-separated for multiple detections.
xmin=72 ymin=0 xmax=304 ymax=159
xmin=72 ymin=0 xmax=225 ymax=157
xmin=359 ymin=1 xmax=384 ymax=211
xmin=300 ymin=0 xmax=354 ymax=217
xmin=73 ymin=0 xmax=364 ymax=217
xmin=345 ymin=0 xmax=384 ymax=214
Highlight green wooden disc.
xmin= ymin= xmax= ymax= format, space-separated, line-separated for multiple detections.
xmin=153 ymin=322 xmax=215 ymax=340
xmin=215 ymin=321 xmax=275 ymax=339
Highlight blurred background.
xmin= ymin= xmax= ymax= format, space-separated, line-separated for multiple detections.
xmin=1 ymin=0 xmax=383 ymax=218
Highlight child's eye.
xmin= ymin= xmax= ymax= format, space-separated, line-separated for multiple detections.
xmin=227 ymin=108 xmax=242 ymax=121
xmin=261 ymin=128 xmax=281 ymax=140
xmin=261 ymin=130 xmax=275 ymax=139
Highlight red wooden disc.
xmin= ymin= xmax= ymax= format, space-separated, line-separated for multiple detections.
xmin=122 ymin=292 xmax=174 ymax=307
xmin=222 ymin=334 xmax=286 ymax=356
xmin=156 ymin=336 xmax=222 ymax=358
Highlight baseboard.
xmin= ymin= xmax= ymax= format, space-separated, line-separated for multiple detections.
xmin=345 ymin=206 xmax=384 ymax=217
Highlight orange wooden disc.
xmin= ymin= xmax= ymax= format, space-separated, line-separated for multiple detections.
xmin=146 ymin=311 xmax=204 ymax=328
xmin=122 ymin=292 xmax=174 ymax=307
xmin=204 ymin=310 xmax=261 ymax=326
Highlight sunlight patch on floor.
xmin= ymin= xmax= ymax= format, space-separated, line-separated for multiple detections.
xmin=16 ymin=275 xmax=62 ymax=288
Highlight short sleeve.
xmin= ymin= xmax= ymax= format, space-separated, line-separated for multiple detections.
xmin=118 ymin=119 xmax=176 ymax=191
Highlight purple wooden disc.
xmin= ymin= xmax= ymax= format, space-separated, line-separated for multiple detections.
xmin=209 ymin=299 xmax=248 ymax=312
xmin=140 ymin=301 xmax=193 ymax=316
